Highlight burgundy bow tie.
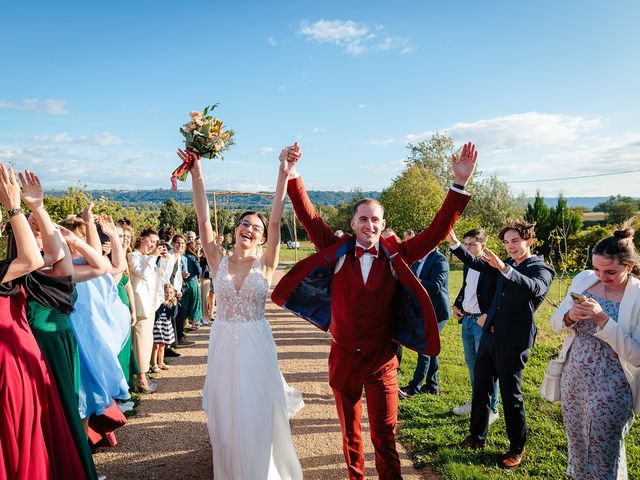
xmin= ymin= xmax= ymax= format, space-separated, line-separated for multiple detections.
xmin=355 ymin=246 xmax=378 ymax=258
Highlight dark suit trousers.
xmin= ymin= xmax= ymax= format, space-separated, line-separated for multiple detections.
xmin=328 ymin=342 xmax=402 ymax=480
xmin=470 ymin=332 xmax=530 ymax=453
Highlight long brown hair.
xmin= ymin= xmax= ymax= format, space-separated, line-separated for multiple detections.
xmin=593 ymin=220 xmax=640 ymax=276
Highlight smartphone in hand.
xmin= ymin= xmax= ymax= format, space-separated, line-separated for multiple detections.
xmin=570 ymin=292 xmax=586 ymax=304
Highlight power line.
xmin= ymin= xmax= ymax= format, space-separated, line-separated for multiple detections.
xmin=508 ymin=168 xmax=640 ymax=184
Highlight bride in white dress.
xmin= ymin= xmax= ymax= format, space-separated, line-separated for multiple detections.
xmin=183 ymin=144 xmax=304 ymax=479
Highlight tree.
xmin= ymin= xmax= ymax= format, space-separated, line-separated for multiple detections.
xmin=466 ymin=175 xmax=526 ymax=233
xmin=159 ymin=198 xmax=186 ymax=230
xmin=405 ymin=133 xmax=459 ymax=187
xmin=378 ymin=165 xmax=445 ymax=235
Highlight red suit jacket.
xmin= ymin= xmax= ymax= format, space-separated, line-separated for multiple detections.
xmin=272 ymin=177 xmax=470 ymax=356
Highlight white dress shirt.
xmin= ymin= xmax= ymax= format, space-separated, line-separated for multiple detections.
xmin=335 ymin=241 xmax=379 ymax=285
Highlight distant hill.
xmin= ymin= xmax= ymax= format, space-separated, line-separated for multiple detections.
xmin=44 ymin=189 xmax=380 ymax=209
xmin=44 ymin=189 xmax=627 ymax=211
xmin=528 ymin=197 xmax=637 ymax=211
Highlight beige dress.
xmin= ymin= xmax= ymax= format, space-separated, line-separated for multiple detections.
xmin=128 ymin=250 xmax=167 ymax=373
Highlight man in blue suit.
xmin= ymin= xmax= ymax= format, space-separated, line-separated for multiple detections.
xmin=399 ymin=248 xmax=450 ymax=397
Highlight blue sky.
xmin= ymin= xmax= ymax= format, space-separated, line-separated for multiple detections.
xmin=1 ymin=1 xmax=639 ymax=197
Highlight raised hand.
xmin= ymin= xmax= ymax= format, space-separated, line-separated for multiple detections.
xmin=178 ymin=148 xmax=202 ymax=173
xmin=18 ymin=170 xmax=44 ymax=210
xmin=97 ymin=214 xmax=118 ymax=239
xmin=451 ymin=142 xmax=478 ymax=186
xmin=0 ymin=164 xmax=21 ymax=212
xmin=446 ymin=230 xmax=459 ymax=246
xmin=482 ymin=247 xmax=506 ymax=271
xmin=279 ymin=142 xmax=301 ymax=177
xmin=80 ymin=202 xmax=95 ymax=225
xmin=59 ymin=225 xmax=80 ymax=247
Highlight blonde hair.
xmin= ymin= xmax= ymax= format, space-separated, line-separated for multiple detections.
xmin=163 ymin=283 xmax=178 ymax=307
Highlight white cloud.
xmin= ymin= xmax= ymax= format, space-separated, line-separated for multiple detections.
xmin=358 ymin=104 xmax=367 ymax=109
xmin=360 ymin=159 xmax=404 ymax=174
xmin=258 ymin=147 xmax=274 ymax=155
xmin=0 ymin=98 xmax=69 ymax=115
xmin=312 ymin=127 xmax=326 ymax=133
xmin=33 ymin=131 xmax=126 ymax=146
xmin=266 ymin=36 xmax=278 ymax=47
xmin=367 ymin=137 xmax=395 ymax=146
xmin=298 ymin=19 xmax=410 ymax=55
xmin=406 ymin=112 xmax=604 ymax=154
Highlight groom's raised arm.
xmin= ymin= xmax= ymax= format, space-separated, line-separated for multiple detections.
xmin=399 ymin=141 xmax=478 ymax=265
xmin=287 ymin=176 xmax=337 ymax=250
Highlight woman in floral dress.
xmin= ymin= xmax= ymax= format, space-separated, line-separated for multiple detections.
xmin=551 ymin=225 xmax=640 ymax=479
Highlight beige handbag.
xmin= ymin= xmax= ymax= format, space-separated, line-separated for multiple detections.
xmin=540 ymin=357 xmax=565 ymax=402
xmin=540 ymin=334 xmax=575 ymax=402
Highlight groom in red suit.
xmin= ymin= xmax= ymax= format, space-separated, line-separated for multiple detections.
xmin=275 ymin=143 xmax=477 ymax=479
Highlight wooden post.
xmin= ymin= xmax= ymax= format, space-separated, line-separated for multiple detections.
xmin=212 ymin=191 xmax=218 ymax=236
xmin=292 ymin=210 xmax=298 ymax=263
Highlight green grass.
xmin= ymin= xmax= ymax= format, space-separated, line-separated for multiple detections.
xmin=397 ymin=270 xmax=640 ymax=479
xmin=278 ymin=241 xmax=317 ymax=262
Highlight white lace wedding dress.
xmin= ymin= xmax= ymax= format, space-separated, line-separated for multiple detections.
xmin=202 ymin=256 xmax=304 ymax=479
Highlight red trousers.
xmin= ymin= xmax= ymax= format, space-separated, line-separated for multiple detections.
xmin=328 ymin=342 xmax=402 ymax=480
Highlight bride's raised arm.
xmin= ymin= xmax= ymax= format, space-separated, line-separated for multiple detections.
xmin=183 ymin=149 xmax=223 ymax=278
xmin=261 ymin=144 xmax=301 ymax=279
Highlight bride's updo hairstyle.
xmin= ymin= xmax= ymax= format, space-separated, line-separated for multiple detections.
xmin=593 ymin=220 xmax=640 ymax=276
xmin=236 ymin=211 xmax=269 ymax=244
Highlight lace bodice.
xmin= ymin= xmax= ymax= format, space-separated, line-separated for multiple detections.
xmin=213 ymin=256 xmax=269 ymax=323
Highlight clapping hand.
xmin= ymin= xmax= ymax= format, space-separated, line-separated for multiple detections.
xmin=97 ymin=214 xmax=117 ymax=240
xmin=80 ymin=202 xmax=95 ymax=225
xmin=446 ymin=230 xmax=459 ymax=246
xmin=482 ymin=247 xmax=506 ymax=271
xmin=18 ymin=170 xmax=44 ymax=210
xmin=451 ymin=142 xmax=478 ymax=186
xmin=279 ymin=142 xmax=301 ymax=177
xmin=0 ymin=164 xmax=21 ymax=212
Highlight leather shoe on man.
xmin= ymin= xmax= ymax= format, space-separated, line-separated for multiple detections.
xmin=164 ymin=348 xmax=181 ymax=357
xmin=500 ymin=449 xmax=524 ymax=469
xmin=458 ymin=435 xmax=487 ymax=449
xmin=178 ymin=337 xmax=196 ymax=346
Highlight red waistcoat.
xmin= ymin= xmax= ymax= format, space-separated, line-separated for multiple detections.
xmin=330 ymin=253 xmax=397 ymax=355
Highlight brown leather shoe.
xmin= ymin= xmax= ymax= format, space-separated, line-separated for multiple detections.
xmin=458 ymin=435 xmax=487 ymax=449
xmin=500 ymin=449 xmax=524 ymax=469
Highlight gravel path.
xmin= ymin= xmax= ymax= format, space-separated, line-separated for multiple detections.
xmin=94 ymin=268 xmax=441 ymax=479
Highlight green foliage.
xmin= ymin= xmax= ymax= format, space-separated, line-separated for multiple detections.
xmin=42 ymin=186 xmax=159 ymax=234
xmin=159 ymin=198 xmax=187 ymax=230
xmin=406 ymin=134 xmax=520 ymax=237
xmin=378 ymin=165 xmax=445 ymax=234
xmin=397 ymin=271 xmax=640 ymax=479
xmin=525 ymin=192 xmax=583 ymax=265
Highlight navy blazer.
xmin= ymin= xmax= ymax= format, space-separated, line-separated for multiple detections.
xmin=452 ymin=251 xmax=555 ymax=350
xmin=412 ymin=250 xmax=451 ymax=323
xmin=451 ymin=245 xmax=498 ymax=316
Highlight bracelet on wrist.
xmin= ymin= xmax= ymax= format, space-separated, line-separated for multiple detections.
xmin=7 ymin=207 xmax=23 ymax=218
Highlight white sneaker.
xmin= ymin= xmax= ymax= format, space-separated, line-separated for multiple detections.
xmin=117 ymin=401 xmax=135 ymax=413
xmin=489 ymin=410 xmax=500 ymax=425
xmin=453 ymin=399 xmax=472 ymax=415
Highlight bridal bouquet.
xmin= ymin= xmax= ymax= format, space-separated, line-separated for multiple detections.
xmin=170 ymin=103 xmax=235 ymax=190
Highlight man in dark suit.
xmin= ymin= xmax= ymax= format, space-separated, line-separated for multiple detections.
xmin=399 ymin=248 xmax=450 ymax=396
xmin=451 ymin=221 xmax=554 ymax=469
xmin=449 ymin=229 xmax=499 ymax=422
xmin=274 ymin=143 xmax=478 ymax=480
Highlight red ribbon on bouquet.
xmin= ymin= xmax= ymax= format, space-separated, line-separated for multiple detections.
xmin=170 ymin=148 xmax=199 ymax=191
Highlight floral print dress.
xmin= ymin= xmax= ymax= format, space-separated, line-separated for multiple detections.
xmin=560 ymin=293 xmax=634 ymax=480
